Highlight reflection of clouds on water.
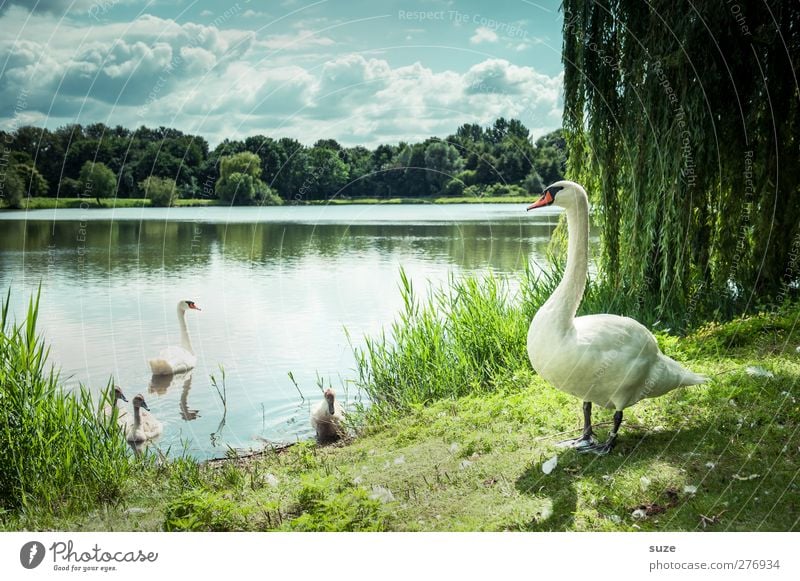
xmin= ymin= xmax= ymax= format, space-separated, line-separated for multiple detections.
xmin=0 ymin=206 xmax=598 ymax=459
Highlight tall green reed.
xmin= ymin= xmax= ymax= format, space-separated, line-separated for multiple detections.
xmin=353 ymin=260 xmax=667 ymax=416
xmin=354 ymin=268 xmax=531 ymax=414
xmin=0 ymin=289 xmax=130 ymax=517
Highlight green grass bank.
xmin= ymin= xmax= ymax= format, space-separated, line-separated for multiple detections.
xmin=1 ymin=272 xmax=797 ymax=532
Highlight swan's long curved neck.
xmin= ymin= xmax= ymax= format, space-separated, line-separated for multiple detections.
xmin=178 ymin=306 xmax=194 ymax=354
xmin=542 ymin=193 xmax=589 ymax=331
xmin=133 ymin=406 xmax=141 ymax=430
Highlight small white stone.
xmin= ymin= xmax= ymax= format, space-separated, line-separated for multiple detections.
xmin=639 ymin=476 xmax=651 ymax=491
xmin=745 ymin=366 xmax=774 ymax=379
xmin=538 ymin=504 xmax=553 ymax=520
xmin=449 ymin=442 xmax=459 ymax=453
xmin=632 ymin=508 xmax=647 ymax=519
xmin=265 ymin=473 xmax=279 ymax=487
xmin=705 ymin=462 xmax=716 ymax=469
xmin=608 ymin=514 xmax=622 ymax=524
xmin=542 ymin=455 xmax=558 ymax=475
xmin=369 ymin=485 xmax=395 ymax=503
xmin=683 ymin=484 xmax=698 ymax=495
xmin=459 ymin=459 xmax=473 ymax=469
xmin=124 ymin=507 xmax=148 ymax=515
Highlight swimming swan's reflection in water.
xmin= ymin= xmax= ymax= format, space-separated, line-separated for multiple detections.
xmin=148 ymin=371 xmax=199 ymax=421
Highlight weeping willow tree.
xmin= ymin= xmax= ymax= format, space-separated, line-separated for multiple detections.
xmin=562 ymin=0 xmax=800 ymax=325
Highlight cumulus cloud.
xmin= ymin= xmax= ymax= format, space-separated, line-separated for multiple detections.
xmin=254 ymin=30 xmax=335 ymax=51
xmin=0 ymin=10 xmax=562 ymax=146
xmin=470 ymin=26 xmax=498 ymax=44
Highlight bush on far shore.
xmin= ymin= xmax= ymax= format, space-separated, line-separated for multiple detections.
xmin=140 ymin=176 xmax=178 ymax=207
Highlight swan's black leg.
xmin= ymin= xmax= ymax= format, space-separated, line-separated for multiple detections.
xmin=556 ymin=401 xmax=597 ymax=448
xmin=580 ymin=410 xmax=623 ymax=455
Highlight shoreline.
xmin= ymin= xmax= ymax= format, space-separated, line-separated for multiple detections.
xmin=0 ymin=195 xmax=532 ymax=211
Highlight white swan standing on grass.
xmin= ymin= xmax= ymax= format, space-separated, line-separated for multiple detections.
xmin=311 ymin=388 xmax=345 ymax=441
xmin=148 ymin=300 xmax=201 ymax=375
xmin=526 ymin=181 xmax=707 ymax=455
xmin=125 ymin=394 xmax=163 ymax=443
xmin=102 ymin=386 xmax=129 ymax=426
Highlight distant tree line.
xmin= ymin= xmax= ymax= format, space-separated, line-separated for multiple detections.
xmin=0 ymin=119 xmax=565 ymax=208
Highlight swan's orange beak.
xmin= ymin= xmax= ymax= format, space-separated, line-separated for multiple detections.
xmin=189 ymin=304 xmax=202 ymax=311
xmin=527 ymin=191 xmax=554 ymax=211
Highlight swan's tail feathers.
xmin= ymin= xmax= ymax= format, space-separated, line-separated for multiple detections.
xmin=681 ymin=370 xmax=708 ymax=386
xmin=148 ymin=358 xmax=173 ymax=376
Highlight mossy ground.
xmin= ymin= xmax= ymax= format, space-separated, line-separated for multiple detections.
xmin=8 ymin=306 xmax=797 ymax=532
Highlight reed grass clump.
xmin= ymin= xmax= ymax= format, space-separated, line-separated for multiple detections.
xmin=353 ymin=262 xmax=666 ymax=416
xmin=0 ymin=290 xmax=130 ymax=517
xmin=354 ymin=269 xmax=531 ymax=413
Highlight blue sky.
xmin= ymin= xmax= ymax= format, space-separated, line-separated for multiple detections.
xmin=0 ymin=0 xmax=564 ymax=146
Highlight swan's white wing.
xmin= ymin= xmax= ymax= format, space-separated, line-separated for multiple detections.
xmin=148 ymin=346 xmax=196 ymax=375
xmin=536 ymin=314 xmax=662 ymax=409
xmin=565 ymin=314 xmax=697 ymax=408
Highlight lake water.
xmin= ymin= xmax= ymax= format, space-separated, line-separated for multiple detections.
xmin=0 ymin=203 xmax=592 ymax=459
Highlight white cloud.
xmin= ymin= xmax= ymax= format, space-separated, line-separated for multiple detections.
xmin=470 ymin=26 xmax=498 ymax=44
xmin=254 ymin=30 xmax=335 ymax=51
xmin=0 ymin=10 xmax=563 ymax=147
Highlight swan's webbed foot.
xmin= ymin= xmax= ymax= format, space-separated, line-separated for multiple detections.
xmin=578 ymin=410 xmax=623 ymax=456
xmin=557 ymin=401 xmax=596 ymax=448
xmin=578 ymin=435 xmax=617 ymax=455
xmin=556 ymin=431 xmax=597 ymax=449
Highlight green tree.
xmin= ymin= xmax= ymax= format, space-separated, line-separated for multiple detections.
xmin=219 ymin=151 xmax=261 ymax=180
xmin=369 ymin=144 xmax=400 ymax=198
xmin=563 ymin=0 xmax=800 ymax=321
xmin=1 ymin=162 xmax=25 ymax=208
xmin=216 ymin=172 xmax=257 ymax=204
xmin=522 ymin=171 xmax=545 ymax=194
xmin=271 ymin=138 xmax=307 ymax=198
xmin=342 ymin=146 xmax=372 ymax=197
xmin=13 ymin=162 xmax=49 ymax=197
xmin=302 ymin=146 xmax=349 ymax=200
xmin=140 ymin=176 xmax=177 ymax=207
xmin=397 ymin=143 xmax=429 ymax=197
xmin=424 ymin=141 xmax=462 ymax=193
xmin=215 ymin=151 xmax=281 ymax=205
xmin=78 ymin=161 xmax=116 ymax=206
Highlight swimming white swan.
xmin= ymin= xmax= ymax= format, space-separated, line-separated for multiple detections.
xmin=310 ymin=388 xmax=345 ymax=441
xmin=148 ymin=300 xmax=201 ymax=375
xmin=102 ymin=386 xmax=129 ymax=427
xmin=526 ymin=180 xmax=707 ymax=454
xmin=125 ymin=394 xmax=163 ymax=443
